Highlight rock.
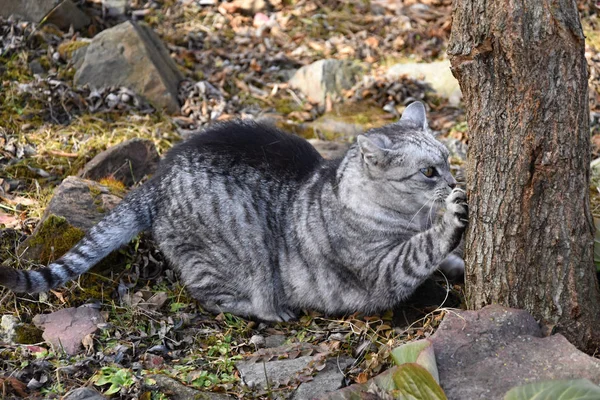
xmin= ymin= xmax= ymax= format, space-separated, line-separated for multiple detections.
xmin=289 ymin=59 xmax=366 ymax=106
xmin=144 ymin=374 xmax=232 ymax=400
xmin=0 ymin=0 xmax=90 ymax=31
xmin=0 ymin=316 xmax=43 ymax=345
xmin=74 ymin=21 xmax=183 ymax=114
xmin=78 ymin=138 xmax=159 ymax=187
xmin=308 ymin=140 xmax=350 ymax=160
xmin=264 ymin=334 xmax=287 ymax=348
xmin=0 ymin=315 xmax=20 ymax=343
xmin=291 ymin=357 xmax=355 ymax=400
xmin=18 ymin=177 xmax=122 ymax=262
xmin=29 ymin=60 xmax=46 ymax=76
xmin=386 ymin=61 xmax=461 ymax=106
xmin=309 ymin=117 xmax=364 ymax=139
xmin=63 ymin=387 xmax=106 ymax=400
xmin=237 ymin=349 xmax=354 ymax=397
xmin=249 ymin=334 xmax=266 ymax=348
xmin=429 ymin=304 xmax=600 ymax=400
xmin=238 ymin=0 xmax=267 ymax=14
xmin=102 ymin=0 xmax=128 ymax=17
xmin=32 ymin=305 xmax=105 ymax=355
xmin=218 ymin=0 xmax=267 ymax=15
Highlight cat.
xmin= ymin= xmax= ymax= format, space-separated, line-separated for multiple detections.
xmin=0 ymin=101 xmax=467 ymax=322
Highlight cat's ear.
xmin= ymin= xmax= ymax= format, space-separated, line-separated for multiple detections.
xmin=400 ymin=101 xmax=428 ymax=130
xmin=357 ymin=135 xmax=388 ymax=167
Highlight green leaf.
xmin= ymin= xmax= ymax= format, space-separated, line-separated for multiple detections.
xmin=392 ymin=363 xmax=447 ymax=400
xmin=390 ymin=339 xmax=440 ymax=383
xmin=504 ymin=379 xmax=600 ymax=400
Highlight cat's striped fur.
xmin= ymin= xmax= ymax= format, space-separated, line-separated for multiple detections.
xmin=0 ymin=102 xmax=467 ymax=321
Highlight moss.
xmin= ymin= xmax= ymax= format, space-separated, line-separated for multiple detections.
xmin=98 ymin=178 xmax=127 ymax=197
xmin=14 ymin=324 xmax=44 ymax=344
xmin=25 ymin=215 xmax=85 ymax=264
xmin=57 ymin=40 xmax=89 ymax=60
xmin=271 ymin=96 xmax=303 ymax=115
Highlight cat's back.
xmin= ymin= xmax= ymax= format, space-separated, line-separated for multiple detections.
xmin=159 ymin=121 xmax=324 ymax=180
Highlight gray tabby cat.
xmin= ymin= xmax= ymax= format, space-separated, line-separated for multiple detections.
xmin=0 ymin=101 xmax=467 ymax=322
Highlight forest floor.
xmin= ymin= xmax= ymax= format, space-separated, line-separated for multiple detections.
xmin=0 ymin=0 xmax=599 ymax=399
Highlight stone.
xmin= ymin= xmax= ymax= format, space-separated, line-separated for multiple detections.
xmin=308 ymin=139 xmax=350 ymax=160
xmin=291 ymin=357 xmax=355 ymax=400
xmin=102 ymin=0 xmax=128 ymax=17
xmin=63 ymin=387 xmax=106 ymax=400
xmin=386 ymin=61 xmax=462 ymax=106
xmin=249 ymin=334 xmax=266 ymax=348
xmin=289 ymin=59 xmax=366 ymax=106
xmin=18 ymin=177 xmax=122 ymax=262
xmin=78 ymin=138 xmax=159 ymax=187
xmin=237 ymin=351 xmax=354 ymax=397
xmin=144 ymin=374 xmax=232 ymax=400
xmin=263 ymin=334 xmax=287 ymax=348
xmin=429 ymin=304 xmax=600 ymax=400
xmin=29 ymin=60 xmax=46 ymax=76
xmin=308 ymin=117 xmax=364 ymax=139
xmin=74 ymin=21 xmax=183 ymax=114
xmin=32 ymin=305 xmax=105 ymax=355
xmin=0 ymin=0 xmax=90 ymax=31
xmin=0 ymin=315 xmax=20 ymax=343
xmin=238 ymin=0 xmax=267 ymax=14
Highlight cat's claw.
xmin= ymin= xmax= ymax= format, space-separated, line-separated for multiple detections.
xmin=445 ymin=188 xmax=468 ymax=228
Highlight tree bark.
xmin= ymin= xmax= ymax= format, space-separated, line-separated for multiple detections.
xmin=448 ymin=0 xmax=600 ymax=352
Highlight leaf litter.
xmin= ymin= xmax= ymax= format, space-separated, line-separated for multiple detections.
xmin=0 ymin=0 xmax=598 ymax=398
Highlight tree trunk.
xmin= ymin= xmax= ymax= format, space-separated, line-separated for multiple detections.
xmin=448 ymin=0 xmax=600 ymax=352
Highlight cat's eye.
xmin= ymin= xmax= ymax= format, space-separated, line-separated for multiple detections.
xmin=420 ymin=167 xmax=437 ymax=178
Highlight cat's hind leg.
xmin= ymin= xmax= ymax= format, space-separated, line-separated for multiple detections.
xmin=190 ymin=285 xmax=296 ymax=322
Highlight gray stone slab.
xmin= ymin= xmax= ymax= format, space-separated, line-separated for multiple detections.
xmin=74 ymin=21 xmax=183 ymax=113
xmin=78 ymin=138 xmax=159 ymax=187
xmin=386 ymin=60 xmax=461 ymax=106
xmin=291 ymin=357 xmax=355 ymax=400
xmin=429 ymin=304 xmax=600 ymax=400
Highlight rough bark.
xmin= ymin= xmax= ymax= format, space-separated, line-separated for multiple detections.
xmin=448 ymin=0 xmax=600 ymax=352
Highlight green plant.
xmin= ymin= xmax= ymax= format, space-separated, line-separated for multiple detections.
xmin=92 ymin=367 xmax=134 ymax=395
xmin=504 ymin=379 xmax=600 ymax=400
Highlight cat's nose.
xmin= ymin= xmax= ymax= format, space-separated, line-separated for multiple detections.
xmin=446 ymin=174 xmax=457 ymax=189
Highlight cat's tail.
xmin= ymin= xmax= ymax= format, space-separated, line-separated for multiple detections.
xmin=0 ymin=182 xmax=157 ymax=293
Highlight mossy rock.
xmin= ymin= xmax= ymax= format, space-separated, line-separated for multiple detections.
xmin=18 ymin=176 xmax=122 ymax=263
xmin=308 ymin=103 xmax=393 ymax=141
xmin=14 ymin=323 xmax=44 ymax=344
xmin=23 ymin=214 xmax=86 ymax=264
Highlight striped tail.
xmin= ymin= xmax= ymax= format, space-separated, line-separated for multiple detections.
xmin=0 ymin=185 xmax=156 ymax=293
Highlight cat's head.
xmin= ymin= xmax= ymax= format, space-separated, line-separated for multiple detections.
xmin=348 ymin=101 xmax=456 ymax=217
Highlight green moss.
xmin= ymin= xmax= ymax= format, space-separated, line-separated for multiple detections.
xmin=57 ymin=40 xmax=89 ymax=60
xmin=26 ymin=215 xmax=85 ymax=264
xmin=271 ymin=96 xmax=303 ymax=115
xmin=98 ymin=178 xmax=127 ymax=197
xmin=14 ymin=324 xmax=44 ymax=344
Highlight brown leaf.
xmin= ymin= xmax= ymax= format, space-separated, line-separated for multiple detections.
xmin=0 ymin=377 xmax=28 ymax=398
xmin=1 ymin=194 xmax=37 ymax=206
xmin=356 ymin=372 xmax=369 ymax=384
xmin=0 ymin=211 xmax=19 ymax=228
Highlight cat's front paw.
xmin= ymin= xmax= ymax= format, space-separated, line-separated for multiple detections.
xmin=444 ymin=188 xmax=468 ymax=229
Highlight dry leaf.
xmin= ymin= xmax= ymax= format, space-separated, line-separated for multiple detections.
xmin=82 ymin=333 xmax=95 ymax=354
xmin=0 ymin=211 xmax=19 ymax=228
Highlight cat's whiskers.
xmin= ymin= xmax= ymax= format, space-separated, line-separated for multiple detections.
xmin=404 ymin=196 xmax=436 ymax=232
